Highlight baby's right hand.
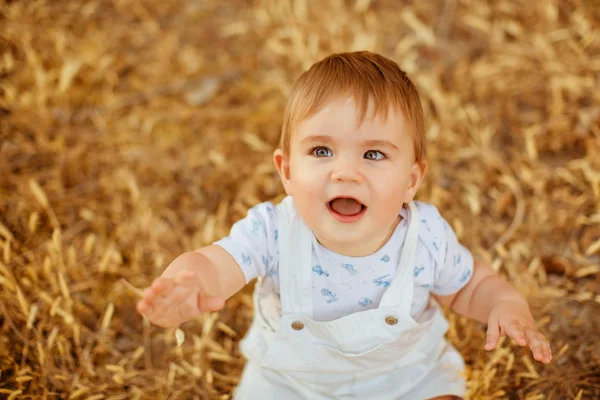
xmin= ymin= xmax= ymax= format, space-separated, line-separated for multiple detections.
xmin=136 ymin=268 xmax=225 ymax=328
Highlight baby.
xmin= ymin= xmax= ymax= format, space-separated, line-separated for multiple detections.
xmin=137 ymin=51 xmax=552 ymax=400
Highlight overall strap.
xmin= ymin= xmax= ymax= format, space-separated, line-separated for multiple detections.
xmin=379 ymin=201 xmax=420 ymax=312
xmin=275 ymin=197 xmax=314 ymax=317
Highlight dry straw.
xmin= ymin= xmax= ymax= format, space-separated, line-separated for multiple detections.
xmin=1 ymin=0 xmax=599 ymax=398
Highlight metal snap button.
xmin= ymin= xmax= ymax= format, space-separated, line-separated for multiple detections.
xmin=291 ymin=321 xmax=304 ymax=330
xmin=385 ymin=316 xmax=398 ymax=325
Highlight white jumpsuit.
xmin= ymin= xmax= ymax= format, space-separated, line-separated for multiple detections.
xmin=233 ymin=198 xmax=466 ymax=399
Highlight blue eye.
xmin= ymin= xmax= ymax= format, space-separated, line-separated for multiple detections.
xmin=364 ymin=150 xmax=385 ymax=160
xmin=311 ymin=147 xmax=332 ymax=157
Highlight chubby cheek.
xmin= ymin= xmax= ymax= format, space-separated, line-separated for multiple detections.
xmin=371 ymin=174 xmax=408 ymax=215
xmin=289 ymin=160 xmax=326 ymax=220
xmin=289 ymin=158 xmax=322 ymax=192
xmin=290 ymin=173 xmax=323 ymax=210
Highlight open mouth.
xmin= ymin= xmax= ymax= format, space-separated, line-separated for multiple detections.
xmin=327 ymin=197 xmax=367 ymax=222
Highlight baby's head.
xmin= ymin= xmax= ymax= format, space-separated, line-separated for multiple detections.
xmin=274 ymin=51 xmax=428 ymax=256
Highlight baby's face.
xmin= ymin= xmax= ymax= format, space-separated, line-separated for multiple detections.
xmin=275 ymin=96 xmax=424 ymax=256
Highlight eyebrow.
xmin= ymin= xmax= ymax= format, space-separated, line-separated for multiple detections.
xmin=299 ymin=135 xmax=333 ymax=145
xmin=299 ymin=135 xmax=399 ymax=150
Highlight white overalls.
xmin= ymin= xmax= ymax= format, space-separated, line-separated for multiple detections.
xmin=234 ymin=198 xmax=466 ymax=399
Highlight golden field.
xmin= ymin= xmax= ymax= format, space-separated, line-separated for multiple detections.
xmin=0 ymin=1 xmax=599 ymax=398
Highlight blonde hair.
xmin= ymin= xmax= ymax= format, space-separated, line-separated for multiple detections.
xmin=279 ymin=51 xmax=426 ymax=168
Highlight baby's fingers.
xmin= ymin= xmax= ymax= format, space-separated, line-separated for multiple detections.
xmin=197 ymin=291 xmax=225 ymax=312
xmin=525 ymin=327 xmax=552 ymax=364
xmin=136 ymin=278 xmax=171 ymax=311
xmin=136 ymin=298 xmax=153 ymax=315
xmin=485 ymin=318 xmax=500 ymax=350
xmin=173 ymin=269 xmax=201 ymax=286
xmin=151 ymin=277 xmax=175 ymax=296
xmin=137 ymin=277 xmax=179 ymax=318
xmin=174 ymin=269 xmax=225 ymax=312
xmin=505 ymin=321 xmax=527 ymax=347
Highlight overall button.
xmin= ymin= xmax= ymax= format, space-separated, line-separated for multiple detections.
xmin=385 ymin=316 xmax=398 ymax=325
xmin=291 ymin=321 xmax=304 ymax=330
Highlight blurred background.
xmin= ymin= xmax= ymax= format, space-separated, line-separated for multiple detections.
xmin=1 ymin=0 xmax=599 ymax=399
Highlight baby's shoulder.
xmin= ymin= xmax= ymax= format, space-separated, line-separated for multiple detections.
xmin=412 ymin=201 xmax=450 ymax=262
xmin=246 ymin=200 xmax=278 ymax=221
xmin=231 ymin=200 xmax=279 ymax=239
xmin=413 ymin=200 xmax=441 ymax=217
xmin=413 ymin=201 xmax=446 ymax=229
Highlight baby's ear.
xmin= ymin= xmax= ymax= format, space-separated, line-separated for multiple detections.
xmin=403 ymin=160 xmax=428 ymax=203
xmin=273 ymin=149 xmax=293 ymax=195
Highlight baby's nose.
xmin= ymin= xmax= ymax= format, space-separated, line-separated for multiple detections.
xmin=330 ymin=159 xmax=363 ymax=183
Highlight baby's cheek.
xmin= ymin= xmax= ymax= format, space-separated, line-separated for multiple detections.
xmin=290 ymin=177 xmax=323 ymax=220
xmin=378 ymin=180 xmax=408 ymax=207
xmin=293 ymin=171 xmax=322 ymax=193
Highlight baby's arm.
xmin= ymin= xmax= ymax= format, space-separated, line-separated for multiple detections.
xmin=138 ymin=201 xmax=276 ymax=328
xmin=434 ymin=260 xmax=552 ymax=364
xmin=136 ymin=245 xmax=246 ymax=328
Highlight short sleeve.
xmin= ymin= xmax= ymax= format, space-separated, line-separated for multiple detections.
xmin=213 ymin=202 xmax=279 ymax=283
xmin=412 ymin=202 xmax=474 ymax=296
xmin=431 ymin=216 xmax=474 ymax=296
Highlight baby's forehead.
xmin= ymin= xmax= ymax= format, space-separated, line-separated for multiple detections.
xmin=320 ymin=93 xmax=402 ymax=117
xmin=292 ymin=96 xmax=409 ymax=136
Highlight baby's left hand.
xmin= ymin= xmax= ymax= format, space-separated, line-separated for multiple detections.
xmin=485 ymin=298 xmax=553 ymax=364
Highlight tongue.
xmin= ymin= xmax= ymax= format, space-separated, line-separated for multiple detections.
xmin=330 ymin=198 xmax=363 ymax=216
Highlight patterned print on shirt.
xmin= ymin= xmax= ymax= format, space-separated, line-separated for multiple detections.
xmin=241 ymin=252 xmax=252 ymax=266
xmin=359 ymin=297 xmax=373 ymax=307
xmin=265 ymin=204 xmax=274 ymax=219
xmin=266 ymin=263 xmax=277 ymax=277
xmin=381 ymin=254 xmax=390 ymax=262
xmin=453 ymin=254 xmax=462 ymax=266
xmin=312 ymin=264 xmax=330 ymax=277
xmin=421 ymin=219 xmax=431 ymax=233
xmin=341 ymin=263 xmax=358 ymax=276
xmin=414 ymin=265 xmax=425 ymax=277
xmin=251 ymin=219 xmax=261 ymax=236
xmin=274 ymin=229 xmax=279 ymax=242
xmin=341 ymin=282 xmax=352 ymax=291
xmin=261 ymin=253 xmax=273 ymax=268
xmin=459 ymin=267 xmax=472 ymax=283
xmin=373 ymin=274 xmax=392 ymax=287
xmin=321 ymin=288 xmax=338 ymax=303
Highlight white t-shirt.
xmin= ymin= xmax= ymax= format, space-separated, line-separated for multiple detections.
xmin=214 ymin=199 xmax=474 ymax=321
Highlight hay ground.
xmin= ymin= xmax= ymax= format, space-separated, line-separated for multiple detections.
xmin=1 ymin=0 xmax=599 ymax=399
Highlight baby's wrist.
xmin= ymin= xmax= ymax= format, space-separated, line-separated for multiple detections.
xmin=490 ymin=292 xmax=528 ymax=310
xmin=163 ymin=252 xmax=206 ymax=278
